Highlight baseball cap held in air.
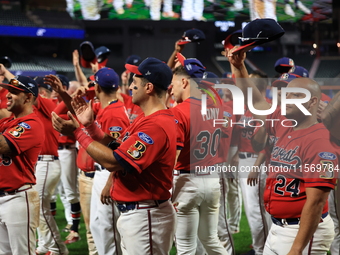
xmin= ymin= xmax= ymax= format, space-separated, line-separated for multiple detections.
xmin=125 ymin=57 xmax=173 ymax=90
xmin=233 ymin=19 xmax=285 ymax=54
xmin=223 ymin=29 xmax=242 ymax=50
xmin=178 ymin=28 xmax=206 ymax=45
xmin=94 ymin=67 xmax=120 ymax=88
xmin=176 ymin=53 xmax=206 ymax=79
xmin=0 ymin=75 xmax=39 ymax=97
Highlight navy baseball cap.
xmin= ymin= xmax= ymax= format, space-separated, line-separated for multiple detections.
xmin=0 ymin=75 xmax=38 ymax=97
xmin=223 ymin=30 xmax=242 ymax=50
xmin=56 ymin=74 xmax=70 ymax=90
xmin=233 ymin=19 xmax=285 ymax=54
xmin=289 ymin=65 xmax=309 ymax=78
xmin=272 ymin=73 xmax=297 ymax=88
xmin=176 ymin=53 xmax=206 ymax=79
xmin=80 ymin=41 xmax=97 ymax=68
xmin=125 ymin=55 xmax=141 ymax=65
xmin=178 ymin=28 xmax=206 ymax=45
xmin=125 ymin=57 xmax=173 ymax=90
xmin=203 ymin=71 xmax=220 ymax=84
xmin=35 ymin=76 xmax=53 ymax=92
xmin=274 ymin=57 xmax=295 ymax=74
xmin=94 ymin=67 xmax=120 ymax=89
xmin=0 ymin=56 xmax=12 ymax=69
xmin=95 ymin=46 xmax=111 ymax=63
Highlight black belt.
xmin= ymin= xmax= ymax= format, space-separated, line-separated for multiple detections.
xmin=38 ymin=155 xmax=59 ymax=161
xmin=116 ymin=199 xmax=168 ymax=213
xmin=272 ymin=212 xmax=328 ymax=226
xmin=177 ymin=170 xmax=191 ymax=174
xmin=81 ymin=171 xmax=95 ymax=178
xmin=58 ymin=144 xmax=75 ymax=150
xmin=0 ymin=184 xmax=33 ymax=197
xmin=239 ymin=152 xmax=253 ymax=159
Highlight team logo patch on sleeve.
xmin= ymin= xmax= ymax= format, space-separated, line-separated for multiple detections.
xmin=110 ymin=132 xmax=121 ymax=139
xmin=319 ymin=160 xmax=335 ymax=179
xmin=318 ymin=152 xmax=337 ymax=160
xmin=18 ymin=122 xmax=31 ymax=129
xmin=127 ymin=141 xmax=146 ymax=159
xmin=138 ymin=132 xmax=154 ymax=144
xmin=9 ymin=126 xmax=25 ymax=138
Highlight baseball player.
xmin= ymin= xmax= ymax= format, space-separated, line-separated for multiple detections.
xmin=86 ymin=68 xmax=129 ymax=255
xmin=0 ymin=69 xmax=44 ymax=254
xmin=33 ymin=78 xmax=69 ymax=255
xmin=227 ymin=47 xmax=338 ymax=254
xmin=321 ymin=91 xmax=340 ymax=255
xmin=51 ymin=75 xmax=81 ymax=243
xmin=181 ymin=0 xmax=205 ymax=21
xmin=52 ymin=57 xmax=177 ymax=255
xmin=170 ymin=53 xmax=228 ymax=255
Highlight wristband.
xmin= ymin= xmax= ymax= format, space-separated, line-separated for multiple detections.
xmin=74 ymin=128 xmax=93 ymax=150
xmin=86 ymin=122 xmax=105 ymax=141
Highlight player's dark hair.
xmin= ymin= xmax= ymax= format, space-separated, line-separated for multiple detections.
xmin=140 ymin=77 xmax=166 ymax=98
xmin=99 ymin=85 xmax=118 ymax=94
xmin=172 ymin=65 xmax=190 ymax=78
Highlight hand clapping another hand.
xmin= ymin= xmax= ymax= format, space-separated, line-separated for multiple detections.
xmin=71 ymin=96 xmax=94 ymax=127
xmin=51 ymin=111 xmax=79 ymax=136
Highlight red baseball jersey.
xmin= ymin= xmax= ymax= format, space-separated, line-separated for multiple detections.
xmin=264 ymin=109 xmax=338 ymax=218
xmin=171 ymin=97 xmax=223 ymax=171
xmin=113 ymin=109 xmax=177 ymax=202
xmin=121 ymin=93 xmax=143 ymax=123
xmin=0 ymin=113 xmax=45 ymax=191
xmin=235 ymin=109 xmax=257 ymax=153
xmin=33 ymin=96 xmax=59 ymax=156
xmin=0 ymin=88 xmax=7 ymax=109
xmin=53 ymin=101 xmax=77 ymax=144
xmin=95 ymin=100 xmax=130 ymax=141
xmin=216 ymin=100 xmax=235 ymax=163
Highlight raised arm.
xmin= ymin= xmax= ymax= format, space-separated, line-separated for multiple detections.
xmin=167 ymin=40 xmax=185 ymax=69
xmin=321 ymin=90 xmax=340 ymax=140
xmin=73 ymin=49 xmax=89 ymax=87
xmin=226 ymin=48 xmax=271 ymax=119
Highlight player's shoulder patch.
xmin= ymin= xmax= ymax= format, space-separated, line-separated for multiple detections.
xmin=138 ymin=132 xmax=154 ymax=145
xmin=9 ymin=126 xmax=25 ymax=138
xmin=109 ymin=126 xmax=123 ymax=132
xmin=175 ymin=119 xmax=179 ymax=124
xmin=318 ymin=152 xmax=337 ymax=160
xmin=223 ymin=111 xmax=232 ymax=118
xmin=18 ymin=122 xmax=31 ymax=129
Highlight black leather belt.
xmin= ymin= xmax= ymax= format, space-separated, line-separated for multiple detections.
xmin=239 ymin=152 xmax=253 ymax=159
xmin=38 ymin=155 xmax=59 ymax=161
xmin=58 ymin=144 xmax=75 ymax=150
xmin=116 ymin=199 xmax=168 ymax=213
xmin=272 ymin=212 xmax=328 ymax=226
xmin=81 ymin=171 xmax=95 ymax=178
xmin=0 ymin=184 xmax=33 ymax=197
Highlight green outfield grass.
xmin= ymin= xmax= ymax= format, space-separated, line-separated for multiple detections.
xmin=71 ymin=0 xmax=319 ymax=23
xmin=55 ymin=196 xmax=252 ymax=255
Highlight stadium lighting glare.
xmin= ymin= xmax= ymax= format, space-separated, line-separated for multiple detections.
xmin=313 ymin=43 xmax=317 ymax=48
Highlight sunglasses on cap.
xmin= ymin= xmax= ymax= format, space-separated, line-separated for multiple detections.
xmin=9 ymin=78 xmax=35 ymax=95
